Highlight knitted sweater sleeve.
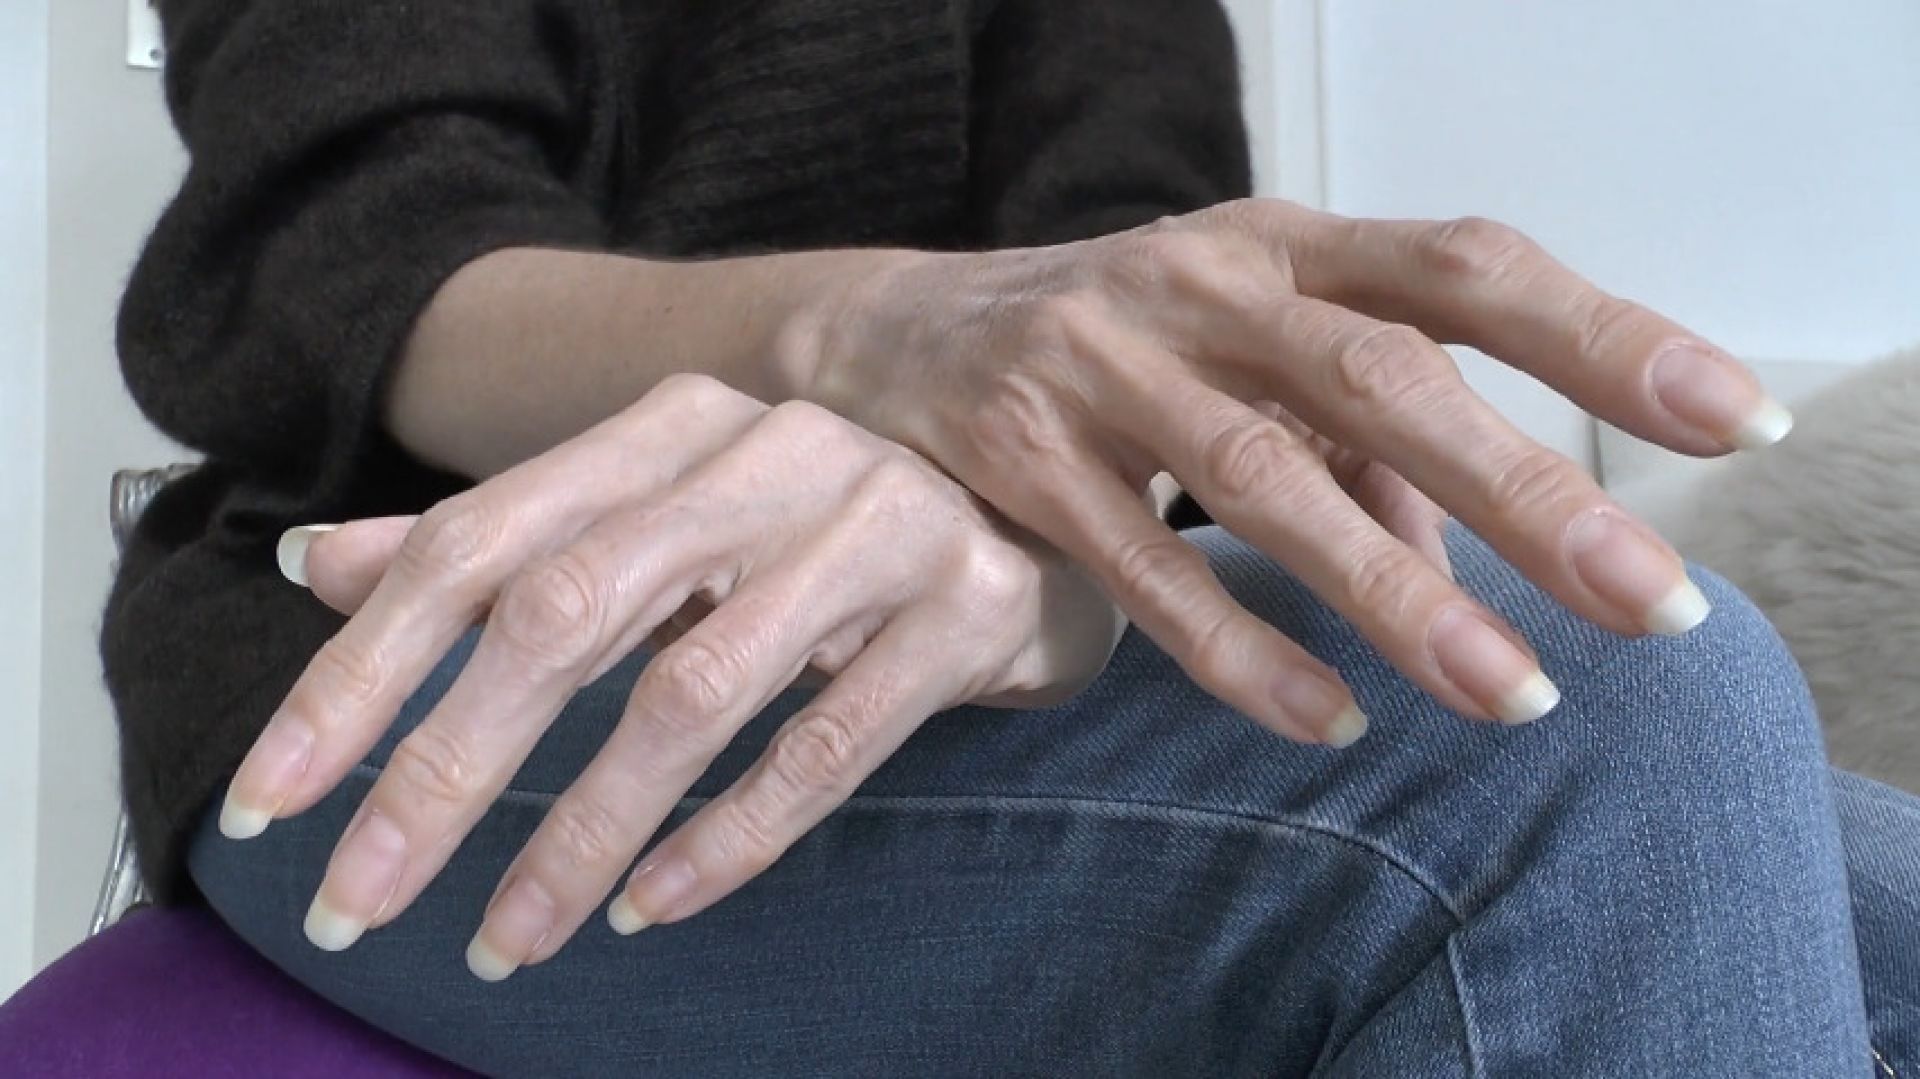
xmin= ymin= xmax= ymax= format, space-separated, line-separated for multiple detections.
xmin=966 ymin=0 xmax=1255 ymax=247
xmin=118 ymin=0 xmax=622 ymax=514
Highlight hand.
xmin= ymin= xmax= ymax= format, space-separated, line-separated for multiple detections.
xmin=804 ymin=200 xmax=1789 ymax=737
xmin=221 ymin=375 xmax=1123 ymax=978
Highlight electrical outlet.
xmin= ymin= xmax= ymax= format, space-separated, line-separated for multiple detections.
xmin=127 ymin=0 xmax=164 ymax=69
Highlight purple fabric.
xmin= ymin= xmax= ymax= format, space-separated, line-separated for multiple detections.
xmin=0 ymin=906 xmax=474 ymax=1078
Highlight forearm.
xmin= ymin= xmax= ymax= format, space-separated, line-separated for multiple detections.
xmin=385 ymin=245 xmax=911 ymax=478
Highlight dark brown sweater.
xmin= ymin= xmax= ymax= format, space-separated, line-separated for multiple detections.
xmin=105 ymin=0 xmax=1252 ymax=903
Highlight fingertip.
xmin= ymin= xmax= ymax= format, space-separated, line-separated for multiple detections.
xmin=218 ymin=793 xmax=272 ymax=840
xmin=1271 ymin=668 xmax=1365 ymax=747
xmin=608 ymin=893 xmax=650 ymax=936
xmin=1730 ymin=397 xmax=1794 ymax=452
xmin=276 ymin=524 xmax=339 ymax=588
xmin=1324 ymin=704 xmax=1370 ymax=748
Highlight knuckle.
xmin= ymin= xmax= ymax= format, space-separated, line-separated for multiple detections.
xmin=1182 ymin=610 xmax=1243 ymax=688
xmin=1024 ymin=292 xmax=1106 ymax=354
xmin=761 ymin=398 xmax=862 ymax=457
xmin=956 ymin=542 xmax=1041 ymax=618
xmin=1485 ymin=450 xmax=1587 ymax=514
xmin=1573 ymin=296 xmax=1645 ymax=361
xmin=851 ymin=454 xmax=939 ymax=519
xmin=1340 ymin=544 xmax=1423 ymax=620
xmin=655 ymin=371 xmax=728 ymax=406
xmin=642 ymin=641 xmax=742 ymax=732
xmin=1133 ymin=228 xmax=1273 ymax=311
xmin=493 ymin=556 xmax=605 ymax=669
xmin=1422 ymin=216 xmax=1536 ymax=282
xmin=1199 ymin=419 xmax=1303 ymax=503
xmin=387 ymin=724 xmax=484 ymax=808
xmin=763 ymin=397 xmax=837 ymax=434
xmin=545 ymin=791 xmax=629 ymax=873
xmin=1131 ymin=228 xmax=1221 ymax=279
xmin=401 ymin=500 xmax=500 ymax=580
xmin=1329 ymin=324 xmax=1453 ymax=408
xmin=710 ymin=799 xmax=782 ymax=878
xmin=303 ymin=636 xmax=387 ymax=717
xmin=1109 ymin=534 xmax=1206 ymax=606
xmin=765 ymin=710 xmax=864 ymax=800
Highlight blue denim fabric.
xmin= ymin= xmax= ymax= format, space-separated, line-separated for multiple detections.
xmin=189 ymin=527 xmax=1915 ymax=1077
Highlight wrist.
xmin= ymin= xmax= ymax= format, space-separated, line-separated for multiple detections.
xmin=774 ymin=248 xmax=940 ymax=414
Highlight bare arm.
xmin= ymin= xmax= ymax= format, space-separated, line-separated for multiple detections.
xmin=386 ymin=246 xmax=905 ymax=479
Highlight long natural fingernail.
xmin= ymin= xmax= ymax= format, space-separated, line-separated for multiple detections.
xmin=468 ymin=876 xmax=554 ymax=982
xmin=617 ymin=859 xmax=698 ymax=930
xmin=1431 ymin=607 xmax=1559 ymax=725
xmin=276 ymin=525 xmax=339 ymax=588
xmin=219 ymin=716 xmax=314 ymax=839
xmin=1568 ymin=510 xmax=1710 ymax=635
xmin=607 ymin=893 xmax=650 ymax=936
xmin=305 ymin=810 xmax=406 ymax=952
xmin=1273 ymin=671 xmax=1368 ymax=747
xmin=1651 ymin=344 xmax=1793 ymax=451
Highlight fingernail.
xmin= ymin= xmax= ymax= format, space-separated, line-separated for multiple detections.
xmin=607 ymin=893 xmax=650 ymax=936
xmin=1651 ymin=345 xmax=1793 ymax=451
xmin=468 ymin=876 xmax=554 ymax=982
xmin=1273 ymin=671 xmax=1368 ymax=747
xmin=621 ymin=859 xmax=698 ymax=926
xmin=276 ymin=524 xmax=339 ymax=588
xmin=1568 ymin=511 xmax=1710 ymax=635
xmin=1430 ymin=607 xmax=1559 ymax=725
xmin=1646 ymin=577 xmax=1713 ymax=636
xmin=304 ymin=810 xmax=406 ymax=952
xmin=1324 ymin=704 xmax=1370 ymax=749
xmin=219 ymin=716 xmax=314 ymax=840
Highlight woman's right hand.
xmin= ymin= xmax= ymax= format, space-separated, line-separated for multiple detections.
xmin=799 ymin=199 xmax=1790 ymax=739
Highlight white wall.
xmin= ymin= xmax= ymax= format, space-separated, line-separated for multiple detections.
xmin=0 ymin=0 xmax=50 ymax=1001
xmin=34 ymin=1 xmax=184 ymax=969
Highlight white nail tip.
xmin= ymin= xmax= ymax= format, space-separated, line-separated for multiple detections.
xmin=1647 ymin=580 xmax=1712 ymax=636
xmin=275 ymin=524 xmax=338 ymax=588
xmin=1731 ymin=399 xmax=1794 ymax=451
xmin=303 ymin=898 xmax=367 ymax=952
xmin=1496 ymin=672 xmax=1562 ymax=726
xmin=1324 ymin=705 xmax=1370 ymax=749
xmin=607 ymin=894 xmax=650 ymax=936
xmin=218 ymin=798 xmax=272 ymax=840
xmin=465 ymin=936 xmax=519 ymax=982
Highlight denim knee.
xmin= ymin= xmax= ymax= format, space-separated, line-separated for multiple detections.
xmin=1546 ymin=562 xmax=1822 ymax=772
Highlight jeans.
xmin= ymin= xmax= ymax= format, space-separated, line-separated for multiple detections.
xmin=190 ymin=527 xmax=1918 ymax=1077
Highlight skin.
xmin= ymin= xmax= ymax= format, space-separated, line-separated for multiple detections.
xmin=222 ymin=198 xmax=1789 ymax=980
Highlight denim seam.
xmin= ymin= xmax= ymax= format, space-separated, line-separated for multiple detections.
xmin=1444 ymin=932 xmax=1488 ymax=1078
xmin=1874 ymin=1044 xmax=1897 ymax=1079
xmin=348 ymin=762 xmax=1469 ymax=925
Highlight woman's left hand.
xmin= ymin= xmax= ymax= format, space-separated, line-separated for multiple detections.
xmin=221 ymin=375 xmax=1123 ymax=979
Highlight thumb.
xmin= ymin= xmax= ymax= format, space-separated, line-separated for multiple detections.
xmin=275 ymin=517 xmax=417 ymax=614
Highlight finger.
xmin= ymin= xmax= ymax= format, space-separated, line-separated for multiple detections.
xmin=608 ymin=604 xmax=977 ymax=931
xmin=219 ymin=375 xmax=761 ymax=842
xmin=300 ymin=500 xmax=734 ymax=953
xmin=1286 ymin=211 xmax=1792 ymax=455
xmin=462 ymin=513 xmax=911 ymax=978
xmin=278 ymin=517 xmax=414 ymax=615
xmin=1250 ymin=401 xmax=1451 ymax=575
xmin=969 ymin=410 xmax=1365 ymax=744
xmin=1231 ymin=295 xmax=1705 ymax=639
xmin=1346 ymin=462 xmax=1453 ymax=579
xmin=1122 ymin=376 xmax=1552 ymax=726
